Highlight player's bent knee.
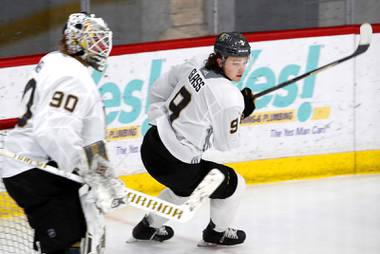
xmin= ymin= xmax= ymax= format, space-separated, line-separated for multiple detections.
xmin=209 ymin=167 xmax=238 ymax=199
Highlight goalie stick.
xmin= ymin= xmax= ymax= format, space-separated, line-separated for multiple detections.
xmin=0 ymin=148 xmax=224 ymax=223
xmin=251 ymin=23 xmax=372 ymax=100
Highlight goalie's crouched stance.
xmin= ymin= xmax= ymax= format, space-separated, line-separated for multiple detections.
xmin=1 ymin=12 xmax=119 ymax=254
xmin=3 ymin=141 xmax=128 ymax=254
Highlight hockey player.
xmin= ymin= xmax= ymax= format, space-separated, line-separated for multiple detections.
xmin=1 ymin=13 xmax=126 ymax=254
xmin=129 ymin=32 xmax=256 ymax=246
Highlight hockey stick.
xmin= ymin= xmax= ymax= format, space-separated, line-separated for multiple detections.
xmin=0 ymin=149 xmax=224 ymax=222
xmin=252 ymin=23 xmax=372 ymax=99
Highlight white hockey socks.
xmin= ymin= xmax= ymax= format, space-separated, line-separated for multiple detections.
xmin=210 ymin=173 xmax=246 ymax=232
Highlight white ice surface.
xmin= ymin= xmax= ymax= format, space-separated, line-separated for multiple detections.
xmin=105 ymin=174 xmax=380 ymax=254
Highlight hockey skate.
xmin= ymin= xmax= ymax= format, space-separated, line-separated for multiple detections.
xmin=127 ymin=217 xmax=174 ymax=243
xmin=197 ymin=220 xmax=246 ymax=247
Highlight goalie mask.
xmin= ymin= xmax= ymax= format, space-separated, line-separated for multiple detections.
xmin=214 ymin=32 xmax=251 ymax=58
xmin=63 ymin=13 xmax=112 ymax=72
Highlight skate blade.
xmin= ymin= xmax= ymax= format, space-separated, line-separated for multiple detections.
xmin=197 ymin=240 xmax=218 ymax=247
xmin=197 ymin=240 xmax=243 ymax=248
xmin=126 ymin=236 xmax=164 ymax=244
xmin=126 ymin=236 xmax=138 ymax=243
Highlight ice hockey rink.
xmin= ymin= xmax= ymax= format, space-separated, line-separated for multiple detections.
xmin=104 ymin=174 xmax=380 ymax=254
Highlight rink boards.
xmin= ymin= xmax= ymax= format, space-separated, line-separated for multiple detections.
xmin=1 ymin=25 xmax=380 ymax=194
xmin=121 ymin=149 xmax=380 ymax=194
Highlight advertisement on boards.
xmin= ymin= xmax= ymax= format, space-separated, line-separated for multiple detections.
xmin=1 ymin=33 xmax=379 ymax=175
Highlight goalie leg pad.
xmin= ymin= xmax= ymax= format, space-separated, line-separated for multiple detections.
xmin=79 ymin=184 xmax=106 ymax=254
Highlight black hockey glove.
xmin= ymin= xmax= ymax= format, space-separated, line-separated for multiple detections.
xmin=241 ymin=87 xmax=256 ymax=119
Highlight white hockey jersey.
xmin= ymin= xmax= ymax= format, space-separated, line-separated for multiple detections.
xmin=150 ymin=58 xmax=244 ymax=164
xmin=2 ymin=51 xmax=106 ymax=178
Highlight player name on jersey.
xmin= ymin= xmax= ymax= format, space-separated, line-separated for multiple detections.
xmin=188 ymin=68 xmax=205 ymax=92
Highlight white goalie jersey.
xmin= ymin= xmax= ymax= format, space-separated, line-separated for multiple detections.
xmin=150 ymin=58 xmax=244 ymax=164
xmin=2 ymin=51 xmax=106 ymax=178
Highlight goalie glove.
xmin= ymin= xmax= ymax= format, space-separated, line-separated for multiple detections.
xmin=77 ymin=141 xmax=129 ymax=213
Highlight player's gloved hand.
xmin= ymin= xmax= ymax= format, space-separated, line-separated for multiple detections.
xmin=241 ymin=87 xmax=256 ymax=119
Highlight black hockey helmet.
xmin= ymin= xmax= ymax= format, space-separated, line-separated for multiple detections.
xmin=214 ymin=32 xmax=251 ymax=57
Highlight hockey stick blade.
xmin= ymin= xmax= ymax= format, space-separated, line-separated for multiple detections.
xmin=0 ymin=149 xmax=224 ymax=222
xmin=115 ymin=168 xmax=224 ymax=222
xmin=252 ymin=23 xmax=372 ymax=99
